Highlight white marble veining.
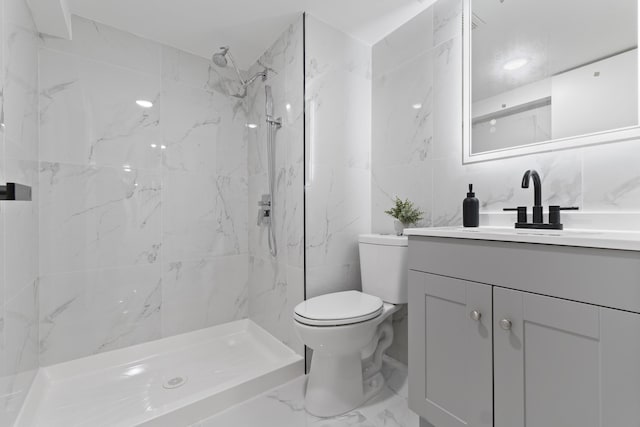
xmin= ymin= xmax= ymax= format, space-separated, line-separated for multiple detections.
xmin=39 ymin=48 xmax=162 ymax=169
xmin=39 ymin=162 xmax=162 ymax=275
xmin=432 ymin=35 xmax=463 ymax=161
xmin=305 ymin=15 xmax=372 ymax=300
xmin=3 ymin=160 xmax=39 ymax=301
xmin=0 ymin=0 xmax=41 ymax=423
xmin=193 ymin=356 xmax=418 ymax=427
xmin=433 ymin=0 xmax=463 ymax=46
xmin=41 ymin=15 xmax=162 ymax=76
xmin=305 ymin=166 xmax=370 ymax=298
xmin=245 ymin=16 xmax=305 ymax=356
xmin=39 ymin=265 xmax=162 ymax=366
xmin=161 ymin=255 xmax=249 ymax=337
xmin=371 ymin=6 xmax=435 ymax=239
xmin=582 ymin=139 xmax=640 ymax=211
xmin=37 ymin=17 xmax=252 ymax=367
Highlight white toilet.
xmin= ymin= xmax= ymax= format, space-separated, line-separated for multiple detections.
xmin=293 ymin=234 xmax=408 ymax=417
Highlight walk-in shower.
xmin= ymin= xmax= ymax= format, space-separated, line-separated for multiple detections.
xmin=212 ymin=46 xmax=282 ymax=257
xmin=256 ymin=86 xmax=282 ymax=257
xmin=264 ymin=85 xmax=282 ymax=256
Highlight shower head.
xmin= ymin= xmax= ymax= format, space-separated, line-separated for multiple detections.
xmin=211 ymin=45 xmax=268 ymax=98
xmin=212 ymin=47 xmax=229 ymax=67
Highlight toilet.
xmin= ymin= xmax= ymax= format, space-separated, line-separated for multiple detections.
xmin=293 ymin=234 xmax=408 ymax=417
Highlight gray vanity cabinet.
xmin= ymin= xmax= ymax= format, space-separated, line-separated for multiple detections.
xmin=408 ymin=271 xmax=493 ymax=427
xmin=493 ymin=287 xmax=640 ymax=427
xmin=408 ymin=236 xmax=640 ymax=427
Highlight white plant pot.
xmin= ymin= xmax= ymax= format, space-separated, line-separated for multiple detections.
xmin=393 ymin=220 xmax=405 ymax=236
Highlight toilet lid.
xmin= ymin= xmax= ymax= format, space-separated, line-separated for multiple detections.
xmin=293 ymin=291 xmax=384 ymax=326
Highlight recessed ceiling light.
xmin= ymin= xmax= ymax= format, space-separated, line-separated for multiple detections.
xmin=503 ymin=58 xmax=529 ymax=71
xmin=246 ymin=123 xmax=258 ymax=129
xmin=136 ymin=99 xmax=154 ymax=108
xmin=160 ymin=145 xmax=167 ymax=150
xmin=150 ymin=144 xmax=157 ymax=148
xmin=412 ymin=103 xmax=423 ymax=109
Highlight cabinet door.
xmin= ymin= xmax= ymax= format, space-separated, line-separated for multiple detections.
xmin=409 ymin=271 xmax=493 ymax=427
xmin=494 ymin=287 xmax=640 ymax=427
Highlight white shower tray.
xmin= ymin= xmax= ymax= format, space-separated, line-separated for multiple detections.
xmin=16 ymin=320 xmax=303 ymax=427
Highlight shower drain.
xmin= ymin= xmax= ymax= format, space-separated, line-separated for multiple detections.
xmin=163 ymin=376 xmax=187 ymax=389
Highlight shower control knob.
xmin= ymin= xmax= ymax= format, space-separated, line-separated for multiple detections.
xmin=500 ymin=318 xmax=513 ymax=331
xmin=470 ymin=310 xmax=482 ymax=321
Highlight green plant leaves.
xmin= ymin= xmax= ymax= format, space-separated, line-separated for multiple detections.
xmin=384 ymin=196 xmax=424 ymax=225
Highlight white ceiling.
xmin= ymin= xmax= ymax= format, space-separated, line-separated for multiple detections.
xmin=68 ymin=0 xmax=436 ymax=69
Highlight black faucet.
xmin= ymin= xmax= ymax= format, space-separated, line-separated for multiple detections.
xmin=503 ymin=169 xmax=579 ymax=230
xmin=521 ymin=169 xmax=543 ymax=223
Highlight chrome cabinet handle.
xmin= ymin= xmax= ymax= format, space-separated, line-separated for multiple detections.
xmin=500 ymin=318 xmax=513 ymax=331
xmin=470 ymin=310 xmax=482 ymax=321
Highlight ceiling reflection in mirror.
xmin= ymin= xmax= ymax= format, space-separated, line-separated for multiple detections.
xmin=471 ymin=0 xmax=638 ymax=155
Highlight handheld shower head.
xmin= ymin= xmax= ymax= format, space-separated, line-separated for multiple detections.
xmin=265 ymin=85 xmax=274 ymax=119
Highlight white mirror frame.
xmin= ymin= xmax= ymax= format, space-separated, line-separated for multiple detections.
xmin=462 ymin=0 xmax=640 ymax=164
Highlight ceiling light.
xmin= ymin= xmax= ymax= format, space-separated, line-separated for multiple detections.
xmin=246 ymin=123 xmax=258 ymax=129
xmin=412 ymin=103 xmax=423 ymax=109
xmin=503 ymin=58 xmax=529 ymax=71
xmin=150 ymin=144 xmax=157 ymax=148
xmin=136 ymin=99 xmax=153 ymax=108
xmin=160 ymin=145 xmax=167 ymax=150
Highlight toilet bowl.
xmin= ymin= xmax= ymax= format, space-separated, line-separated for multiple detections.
xmin=293 ymin=234 xmax=408 ymax=417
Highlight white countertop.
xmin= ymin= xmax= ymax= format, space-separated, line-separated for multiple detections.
xmin=403 ymin=226 xmax=640 ymax=252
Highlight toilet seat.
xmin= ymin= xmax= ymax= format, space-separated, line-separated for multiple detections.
xmin=293 ymin=290 xmax=383 ymax=326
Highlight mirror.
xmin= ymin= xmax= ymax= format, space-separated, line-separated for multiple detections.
xmin=463 ymin=0 xmax=640 ymax=162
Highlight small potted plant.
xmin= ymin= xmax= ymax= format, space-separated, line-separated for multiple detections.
xmin=385 ymin=197 xmax=424 ymax=236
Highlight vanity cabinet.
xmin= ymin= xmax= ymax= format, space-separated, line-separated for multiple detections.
xmin=408 ymin=236 xmax=640 ymax=427
xmin=408 ymin=272 xmax=493 ymax=427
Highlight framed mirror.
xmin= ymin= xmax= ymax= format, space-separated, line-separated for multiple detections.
xmin=463 ymin=0 xmax=640 ymax=163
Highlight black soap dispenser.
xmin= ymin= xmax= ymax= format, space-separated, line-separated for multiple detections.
xmin=463 ymin=184 xmax=479 ymax=227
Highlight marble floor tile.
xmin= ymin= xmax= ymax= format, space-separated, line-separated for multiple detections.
xmin=193 ymin=357 xmax=419 ymax=427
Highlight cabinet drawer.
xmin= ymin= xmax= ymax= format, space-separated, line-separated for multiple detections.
xmin=408 ymin=236 xmax=640 ymax=313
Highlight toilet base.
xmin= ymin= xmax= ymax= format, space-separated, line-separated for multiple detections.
xmin=303 ymin=317 xmax=394 ymax=417
xmin=305 ymin=352 xmax=385 ymax=418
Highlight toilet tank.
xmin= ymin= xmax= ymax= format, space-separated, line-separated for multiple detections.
xmin=358 ymin=234 xmax=408 ymax=304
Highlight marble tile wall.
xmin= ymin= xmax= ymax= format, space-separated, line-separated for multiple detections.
xmin=373 ymin=0 xmax=640 ymax=363
xmin=304 ymin=15 xmax=372 ymax=300
xmin=38 ymin=16 xmax=250 ymax=366
xmin=0 ymin=0 xmax=40 ymax=424
xmin=245 ymin=16 xmax=305 ymax=355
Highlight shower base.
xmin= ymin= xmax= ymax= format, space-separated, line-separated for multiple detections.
xmin=16 ymin=320 xmax=303 ymax=427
